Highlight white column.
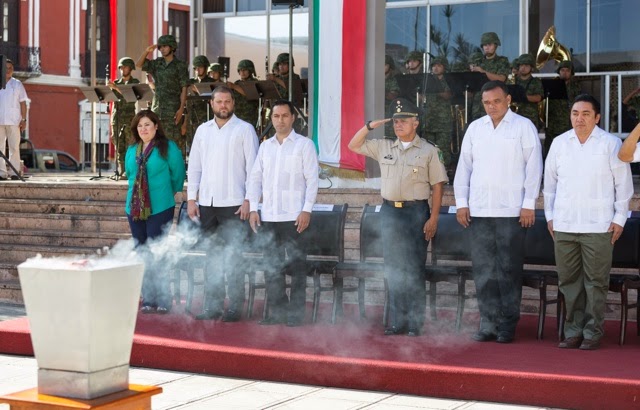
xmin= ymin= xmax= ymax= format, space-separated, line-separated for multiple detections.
xmin=68 ymin=0 xmax=82 ymax=77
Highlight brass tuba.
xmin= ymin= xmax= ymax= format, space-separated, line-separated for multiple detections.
xmin=536 ymin=26 xmax=572 ymax=127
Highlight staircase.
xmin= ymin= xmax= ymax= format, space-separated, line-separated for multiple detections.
xmin=0 ymin=178 xmax=132 ymax=304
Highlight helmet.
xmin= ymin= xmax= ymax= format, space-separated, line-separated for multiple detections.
xmin=117 ymin=57 xmax=135 ymax=70
xmin=511 ymin=58 xmax=520 ymax=69
xmin=385 ymin=55 xmax=396 ymax=69
xmin=276 ymin=53 xmax=294 ymax=66
xmin=405 ymin=51 xmax=423 ymax=64
xmin=430 ymin=57 xmax=448 ymax=70
xmin=556 ymin=60 xmax=574 ymax=74
xmin=208 ymin=63 xmax=223 ymax=73
xmin=157 ymin=34 xmax=178 ymax=51
xmin=517 ymin=53 xmax=535 ymax=67
xmin=192 ymin=55 xmax=211 ymax=68
xmin=480 ymin=32 xmax=501 ymax=47
xmin=237 ymin=59 xmax=256 ymax=73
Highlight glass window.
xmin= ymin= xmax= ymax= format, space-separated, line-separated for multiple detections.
xmin=385 ymin=7 xmax=427 ymax=69
xmin=238 ymin=0 xmax=265 ymax=12
xmin=271 ymin=0 xmax=308 ymax=12
xmin=591 ymin=0 xmax=640 ymax=72
xmin=529 ymin=0 xmax=586 ymax=74
xmin=203 ymin=0 xmax=233 ymax=13
xmin=430 ymin=0 xmax=519 ymax=71
xmin=269 ymin=12 xmax=309 ymax=79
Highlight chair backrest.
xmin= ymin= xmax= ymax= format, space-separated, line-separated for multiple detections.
xmin=523 ymin=210 xmax=555 ymax=266
xmin=431 ymin=207 xmax=472 ymax=264
xmin=612 ymin=212 xmax=640 ymax=270
xmin=359 ymin=204 xmax=384 ymax=262
xmin=298 ymin=203 xmax=348 ymax=262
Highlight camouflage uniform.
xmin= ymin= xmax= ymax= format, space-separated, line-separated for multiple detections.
xmin=515 ymin=76 xmax=544 ymax=129
xmin=141 ymin=35 xmax=189 ymax=152
xmin=186 ymin=55 xmax=214 ymax=151
xmin=110 ymin=58 xmax=140 ymax=175
xmin=545 ymin=62 xmax=581 ymax=155
xmin=234 ymin=60 xmax=259 ymax=128
xmin=384 ymin=55 xmax=400 ymax=138
xmin=626 ymin=95 xmax=640 ymax=120
xmin=471 ymin=33 xmax=511 ymax=121
xmin=424 ymin=58 xmax=453 ymax=168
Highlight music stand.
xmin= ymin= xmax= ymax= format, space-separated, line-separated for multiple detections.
xmin=507 ymin=84 xmax=528 ymax=105
xmin=116 ymin=83 xmax=154 ymax=104
xmin=396 ymin=73 xmax=426 ymax=105
xmin=541 ymin=79 xmax=569 ymax=127
xmin=236 ymin=81 xmax=261 ymax=102
xmin=444 ymin=72 xmax=489 ymax=123
xmin=80 ymin=86 xmax=119 ymax=180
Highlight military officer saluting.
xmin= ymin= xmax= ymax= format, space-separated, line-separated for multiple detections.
xmin=186 ymin=55 xmax=214 ymax=151
xmin=107 ymin=57 xmax=140 ymax=178
xmin=424 ymin=57 xmax=453 ymax=172
xmin=348 ymin=99 xmax=448 ymax=337
xmin=137 ymin=34 xmax=189 ymax=153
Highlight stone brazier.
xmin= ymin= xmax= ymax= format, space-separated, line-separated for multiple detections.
xmin=18 ymin=257 xmax=144 ymax=399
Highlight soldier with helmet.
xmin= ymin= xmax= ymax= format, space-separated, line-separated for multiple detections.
xmin=384 ymin=55 xmax=400 ymax=138
xmin=513 ymin=53 xmax=544 ymax=130
xmin=208 ymin=63 xmax=224 ymax=82
xmin=424 ymin=57 xmax=454 ymax=172
xmin=469 ymin=32 xmax=511 ymax=121
xmin=137 ymin=34 xmax=189 ymax=153
xmin=107 ymin=57 xmax=140 ymax=177
xmin=405 ymin=51 xmax=424 ymax=75
xmin=268 ymin=53 xmax=301 ymax=99
xmin=545 ymin=60 xmax=581 ymax=158
xmin=228 ymin=59 xmax=259 ymax=128
xmin=185 ymin=55 xmax=214 ymax=150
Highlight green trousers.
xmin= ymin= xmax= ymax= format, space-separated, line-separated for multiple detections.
xmin=554 ymin=231 xmax=613 ymax=341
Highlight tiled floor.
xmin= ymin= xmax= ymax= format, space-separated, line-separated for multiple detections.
xmin=0 ymin=303 xmax=558 ymax=410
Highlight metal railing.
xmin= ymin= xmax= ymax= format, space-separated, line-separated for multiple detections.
xmin=0 ymin=44 xmax=41 ymax=75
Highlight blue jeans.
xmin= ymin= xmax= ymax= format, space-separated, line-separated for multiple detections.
xmin=128 ymin=206 xmax=175 ymax=309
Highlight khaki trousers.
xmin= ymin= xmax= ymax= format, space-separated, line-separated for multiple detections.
xmin=0 ymin=125 xmax=21 ymax=177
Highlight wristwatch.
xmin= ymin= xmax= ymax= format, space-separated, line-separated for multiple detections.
xmin=365 ymin=121 xmax=373 ymax=131
xmin=20 ymin=119 xmax=26 ymax=123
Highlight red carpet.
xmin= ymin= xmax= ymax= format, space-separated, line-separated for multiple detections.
xmin=1 ymin=304 xmax=639 ymax=409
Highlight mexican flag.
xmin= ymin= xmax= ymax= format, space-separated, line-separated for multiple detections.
xmin=312 ymin=0 xmax=366 ymax=172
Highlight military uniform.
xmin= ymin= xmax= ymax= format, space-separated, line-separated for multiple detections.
xmin=545 ymin=64 xmax=581 ymax=156
xmin=353 ymin=99 xmax=448 ymax=335
xmin=471 ymin=55 xmax=511 ymax=120
xmin=424 ymin=59 xmax=453 ymax=168
xmin=234 ymin=79 xmax=259 ymax=128
xmin=384 ymin=55 xmax=400 ymax=138
xmin=142 ymin=56 xmax=189 ymax=151
xmin=514 ymin=76 xmax=544 ymax=129
xmin=111 ymin=77 xmax=140 ymax=173
xmin=186 ymin=76 xmax=214 ymax=149
xmin=625 ymin=95 xmax=640 ymax=121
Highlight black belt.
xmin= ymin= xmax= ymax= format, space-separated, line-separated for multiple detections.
xmin=382 ymin=199 xmax=427 ymax=208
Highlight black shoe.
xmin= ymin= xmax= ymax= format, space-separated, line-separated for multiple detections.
xmin=384 ymin=326 xmax=406 ymax=336
xmin=9 ymin=175 xmax=20 ymax=180
xmin=472 ymin=330 xmax=497 ymax=342
xmin=286 ymin=317 xmax=304 ymax=327
xmin=496 ymin=331 xmax=514 ymax=343
xmin=140 ymin=305 xmax=155 ymax=314
xmin=407 ymin=327 xmax=422 ymax=337
xmin=258 ymin=316 xmax=285 ymax=325
xmin=156 ymin=307 xmax=170 ymax=315
xmin=195 ymin=309 xmax=223 ymax=320
xmin=0 ymin=176 xmax=7 ymax=181
xmin=222 ymin=309 xmax=241 ymax=322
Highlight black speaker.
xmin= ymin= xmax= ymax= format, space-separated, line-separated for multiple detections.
xmin=0 ymin=55 xmax=6 ymax=90
xmin=272 ymin=0 xmax=303 ymax=6
xmin=217 ymin=56 xmax=231 ymax=78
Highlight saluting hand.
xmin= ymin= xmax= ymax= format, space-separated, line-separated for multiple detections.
xmin=145 ymin=44 xmax=157 ymax=54
xmin=366 ymin=119 xmax=391 ymax=130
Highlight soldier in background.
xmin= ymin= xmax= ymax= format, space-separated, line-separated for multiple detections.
xmin=136 ymin=34 xmax=189 ymax=153
xmin=107 ymin=57 xmax=140 ymax=178
xmin=405 ymin=51 xmax=424 ymax=75
xmin=208 ymin=63 xmax=224 ymax=82
xmin=384 ymin=55 xmax=400 ymax=138
xmin=186 ymin=55 xmax=214 ymax=151
xmin=622 ymin=85 xmax=640 ymax=124
xmin=424 ymin=57 xmax=453 ymax=172
xmin=469 ymin=32 xmax=511 ymax=121
xmin=544 ymin=61 xmax=581 ymax=158
xmin=268 ymin=53 xmax=301 ymax=99
xmin=513 ymin=54 xmax=543 ymax=130
xmin=228 ymin=59 xmax=259 ymax=128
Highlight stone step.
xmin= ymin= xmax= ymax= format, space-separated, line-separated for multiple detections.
xmin=0 ymin=180 xmax=130 ymax=202
xmin=0 ymin=243 xmax=104 ymax=265
xmin=0 ymin=263 xmax=17 ymax=281
xmin=0 ymin=212 xmax=130 ymax=233
xmin=0 ymin=198 xmax=125 ymax=216
xmin=0 ymin=229 xmax=130 ymax=248
xmin=0 ymin=280 xmax=22 ymax=305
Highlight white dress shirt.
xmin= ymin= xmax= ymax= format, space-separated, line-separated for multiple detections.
xmin=247 ymin=130 xmax=319 ymax=222
xmin=632 ymin=143 xmax=640 ymax=163
xmin=187 ymin=114 xmax=258 ymax=207
xmin=544 ymin=126 xmax=633 ymax=233
xmin=0 ymin=78 xmax=28 ymax=126
xmin=454 ymin=109 xmax=543 ymax=217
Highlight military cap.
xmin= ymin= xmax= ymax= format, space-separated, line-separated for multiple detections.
xmin=237 ymin=59 xmax=256 ymax=72
xmin=480 ymin=32 xmax=501 ymax=47
xmin=390 ymin=98 xmax=420 ymax=119
xmin=192 ymin=55 xmax=211 ymax=68
xmin=430 ymin=56 xmax=448 ymax=69
xmin=117 ymin=57 xmax=135 ymax=70
xmin=517 ymin=53 xmax=536 ymax=67
xmin=157 ymin=34 xmax=178 ymax=50
xmin=385 ymin=55 xmax=396 ymax=69
xmin=556 ymin=60 xmax=574 ymax=74
xmin=276 ymin=53 xmax=294 ymax=66
xmin=208 ymin=63 xmax=223 ymax=73
xmin=405 ymin=51 xmax=423 ymax=64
